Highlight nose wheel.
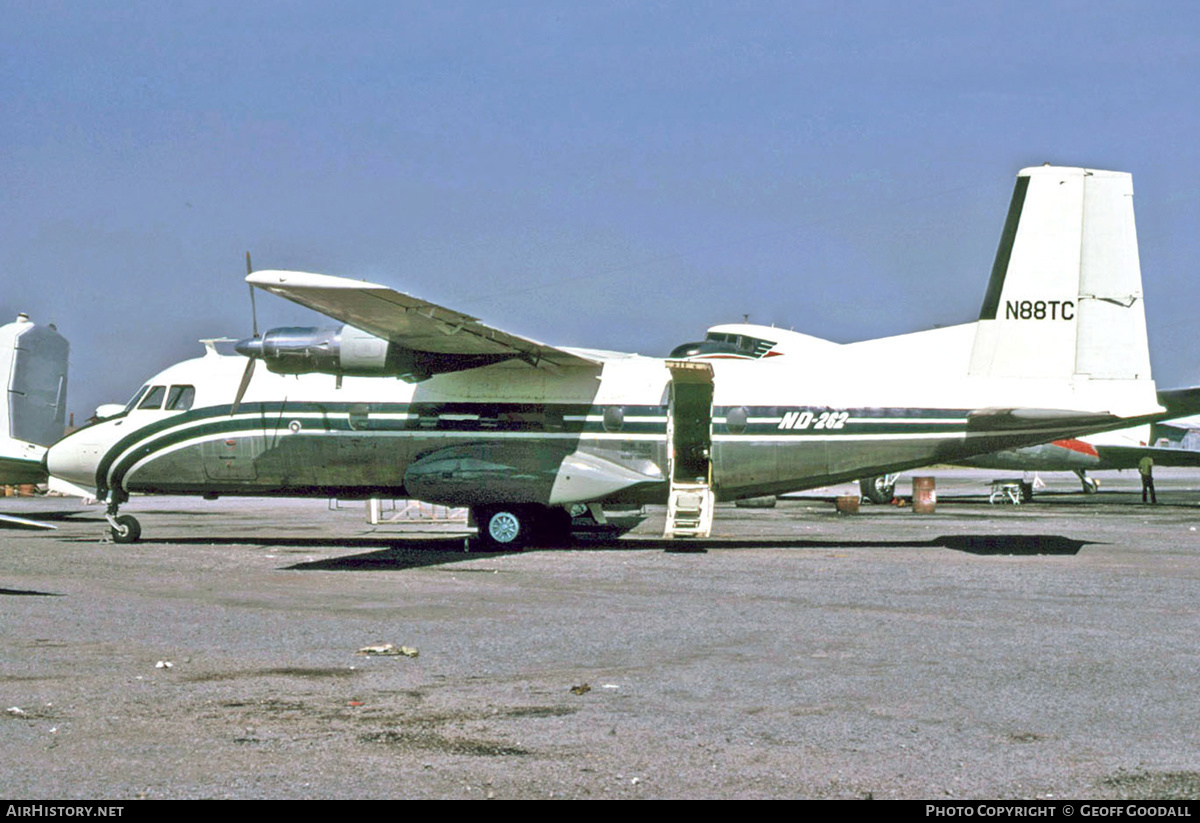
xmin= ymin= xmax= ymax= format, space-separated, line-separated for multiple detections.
xmin=104 ymin=494 xmax=142 ymax=544
xmin=108 ymin=514 xmax=142 ymax=544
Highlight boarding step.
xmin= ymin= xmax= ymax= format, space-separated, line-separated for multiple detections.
xmin=664 ymin=483 xmax=715 ymax=539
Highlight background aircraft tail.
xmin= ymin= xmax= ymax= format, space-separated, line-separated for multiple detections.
xmin=968 ymin=166 xmax=1152 ymax=395
xmin=1 ymin=314 xmax=69 ymax=450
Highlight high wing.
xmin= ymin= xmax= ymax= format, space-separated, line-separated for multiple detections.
xmin=246 ymin=270 xmax=601 ymax=370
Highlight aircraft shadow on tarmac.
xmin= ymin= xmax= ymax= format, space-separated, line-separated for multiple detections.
xmin=57 ymin=526 xmax=1093 ymax=569
xmin=274 ymin=532 xmax=1092 ymax=571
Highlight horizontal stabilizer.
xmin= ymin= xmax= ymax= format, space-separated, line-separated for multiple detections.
xmin=1157 ymin=386 xmax=1200 ymax=419
xmin=1094 ymin=444 xmax=1200 ymax=469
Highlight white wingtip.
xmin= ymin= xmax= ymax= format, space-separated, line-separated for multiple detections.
xmin=246 ymin=270 xmax=389 ymax=291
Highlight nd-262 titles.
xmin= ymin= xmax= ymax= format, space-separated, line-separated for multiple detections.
xmin=777 ymin=410 xmax=849 ymax=431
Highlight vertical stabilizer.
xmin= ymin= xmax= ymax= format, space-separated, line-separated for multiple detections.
xmin=1 ymin=315 xmax=69 ymax=447
xmin=969 ymin=166 xmax=1152 ymax=387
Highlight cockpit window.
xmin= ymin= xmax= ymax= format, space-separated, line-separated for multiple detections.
xmin=705 ymin=332 xmax=776 ymax=357
xmin=669 ymin=331 xmax=779 ymax=359
xmin=123 ymin=385 xmax=150 ymax=413
xmin=166 ymin=385 xmax=195 ymax=411
xmin=138 ymin=385 xmax=167 ymax=410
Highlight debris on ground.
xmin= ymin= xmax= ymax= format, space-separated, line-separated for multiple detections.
xmin=357 ymin=643 xmax=419 ymax=658
xmin=570 ymin=683 xmax=591 ymax=696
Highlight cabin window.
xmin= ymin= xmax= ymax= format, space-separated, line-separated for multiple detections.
xmin=603 ymin=406 xmax=625 ymax=433
xmin=138 ymin=385 xmax=166 ymax=410
xmin=725 ymin=406 xmax=749 ymax=435
xmin=348 ymin=404 xmax=370 ymax=430
xmin=166 ymin=385 xmax=195 ymax=411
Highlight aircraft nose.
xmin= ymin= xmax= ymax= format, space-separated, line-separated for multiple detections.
xmin=46 ymin=430 xmax=104 ymax=489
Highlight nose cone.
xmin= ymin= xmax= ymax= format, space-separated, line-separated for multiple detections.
xmin=46 ymin=429 xmax=104 ymax=489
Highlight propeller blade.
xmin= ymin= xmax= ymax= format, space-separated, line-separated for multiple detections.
xmin=248 ymin=286 xmax=259 ymax=339
xmin=230 ymin=355 xmax=256 ymax=417
xmin=246 ymin=251 xmax=259 ymax=339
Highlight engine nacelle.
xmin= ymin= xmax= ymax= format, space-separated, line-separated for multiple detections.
xmin=236 ymin=325 xmax=517 ymax=381
xmin=235 ymin=325 xmax=394 ymax=376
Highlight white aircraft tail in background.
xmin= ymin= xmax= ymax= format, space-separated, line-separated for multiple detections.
xmin=0 ymin=313 xmax=68 ymax=481
xmin=0 ymin=313 xmax=69 ymax=529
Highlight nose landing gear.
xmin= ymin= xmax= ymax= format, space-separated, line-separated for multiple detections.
xmin=103 ymin=493 xmax=142 ymax=544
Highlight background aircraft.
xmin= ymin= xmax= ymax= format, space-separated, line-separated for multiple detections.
xmin=853 ymin=385 xmax=1200 ymax=502
xmin=47 ymin=165 xmax=1166 ymax=547
xmin=857 ymin=431 xmax=1200 ymax=503
xmin=0 ymin=313 xmax=69 ymax=529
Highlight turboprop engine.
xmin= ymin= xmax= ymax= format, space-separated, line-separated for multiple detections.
xmin=235 ymin=325 xmax=513 ymax=382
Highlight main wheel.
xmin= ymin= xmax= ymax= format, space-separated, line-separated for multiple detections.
xmin=535 ymin=507 xmax=575 ymax=547
xmin=859 ymin=475 xmax=896 ymax=505
xmin=1072 ymin=469 xmax=1099 ymax=494
xmin=110 ymin=514 xmax=141 ymax=544
xmin=475 ymin=507 xmax=530 ymax=550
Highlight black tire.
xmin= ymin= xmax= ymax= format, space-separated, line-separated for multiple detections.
xmin=535 ymin=507 xmax=575 ymax=547
xmin=859 ymin=476 xmax=896 ymax=505
xmin=110 ymin=514 xmax=141 ymax=544
xmin=475 ymin=507 xmax=530 ymax=550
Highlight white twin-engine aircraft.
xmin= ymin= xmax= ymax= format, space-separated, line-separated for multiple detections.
xmin=48 ymin=165 xmax=1165 ymax=547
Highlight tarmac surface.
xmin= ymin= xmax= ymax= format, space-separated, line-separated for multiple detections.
xmin=3 ymin=468 xmax=1200 ymax=799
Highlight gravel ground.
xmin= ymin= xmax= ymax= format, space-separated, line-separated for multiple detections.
xmin=2 ymin=469 xmax=1200 ymax=799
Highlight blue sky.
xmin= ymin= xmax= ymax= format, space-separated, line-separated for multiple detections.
xmin=4 ymin=1 xmax=1200 ymax=417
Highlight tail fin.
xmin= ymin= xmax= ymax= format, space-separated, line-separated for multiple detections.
xmin=1 ymin=315 xmax=69 ymax=447
xmin=969 ymin=166 xmax=1152 ymax=388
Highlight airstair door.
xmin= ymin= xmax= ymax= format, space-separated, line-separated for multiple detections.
xmin=664 ymin=360 xmax=715 ymax=538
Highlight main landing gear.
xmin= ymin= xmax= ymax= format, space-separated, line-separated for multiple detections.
xmin=104 ymin=493 xmax=141 ymax=544
xmin=472 ymin=504 xmax=575 ymax=551
xmin=859 ymin=474 xmax=898 ymax=504
xmin=1073 ymin=469 xmax=1100 ymax=494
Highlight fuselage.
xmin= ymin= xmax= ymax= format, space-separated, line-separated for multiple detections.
xmin=46 ymin=329 xmax=1157 ymax=507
